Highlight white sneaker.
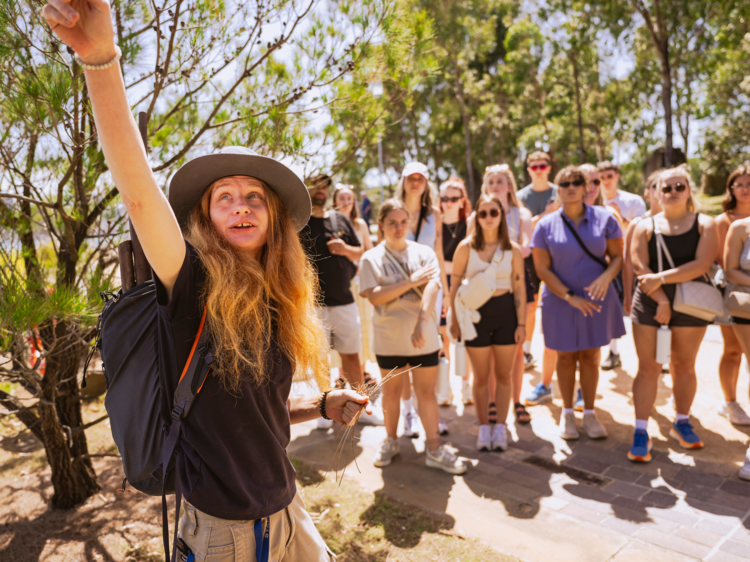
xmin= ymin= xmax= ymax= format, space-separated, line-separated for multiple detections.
xmin=359 ymin=409 xmax=385 ymax=426
xmin=560 ymin=412 xmax=579 ymax=440
xmin=718 ymin=402 xmax=750 ymax=426
xmin=437 ymin=391 xmax=453 ymax=406
xmin=373 ymin=436 xmax=400 ymax=467
xmin=491 ymin=424 xmax=508 ymax=451
xmin=740 ymin=448 xmax=750 ymax=481
xmin=476 ymin=425 xmax=492 ymax=451
xmin=403 ymin=411 xmax=419 ymax=438
xmin=317 ymin=417 xmax=334 ymax=430
xmin=425 ymin=443 xmax=467 ymax=475
xmin=439 ymin=419 xmax=450 ymax=436
xmin=582 ymin=413 xmax=608 ymax=439
xmin=461 ymin=380 xmax=473 ymax=405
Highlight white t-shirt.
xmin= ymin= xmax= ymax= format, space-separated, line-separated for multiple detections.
xmin=359 ymin=241 xmax=442 ymax=357
xmin=604 ymin=190 xmax=646 ymax=222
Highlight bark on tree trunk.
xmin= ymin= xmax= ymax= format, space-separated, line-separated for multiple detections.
xmin=571 ymin=55 xmax=587 ymax=164
xmin=38 ymin=320 xmax=99 ymax=509
xmin=659 ymin=40 xmax=674 ymax=167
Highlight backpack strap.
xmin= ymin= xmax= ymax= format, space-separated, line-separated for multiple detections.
xmin=159 ymin=308 xmax=212 ymax=562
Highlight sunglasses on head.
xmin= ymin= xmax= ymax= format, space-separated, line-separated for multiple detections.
xmin=477 ymin=208 xmax=501 ymax=219
xmin=529 ymin=164 xmax=548 ymax=171
xmin=589 ymin=179 xmax=601 ymax=186
xmin=558 ymin=179 xmax=586 ymax=188
xmin=662 ymin=183 xmax=687 ymax=194
xmin=441 ymin=196 xmax=462 ymax=203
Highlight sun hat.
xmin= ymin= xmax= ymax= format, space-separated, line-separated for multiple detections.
xmin=402 ymin=162 xmax=429 ymax=180
xmin=168 ymin=146 xmax=311 ymax=232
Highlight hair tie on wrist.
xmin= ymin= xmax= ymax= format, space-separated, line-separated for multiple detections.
xmin=319 ymin=390 xmax=331 ymax=420
xmin=75 ymin=46 xmax=122 ymax=70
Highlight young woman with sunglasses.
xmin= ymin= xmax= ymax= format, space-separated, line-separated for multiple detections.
xmin=532 ymin=166 xmax=625 ymax=440
xmin=468 ymin=166 xmax=535 ymax=424
xmin=449 ymin=195 xmax=526 ymax=450
xmin=629 ymin=166 xmax=718 ymax=461
xmin=721 ymin=165 xmax=750 ymax=479
xmin=439 ymin=178 xmax=473 ymax=405
xmin=715 ymin=165 xmax=750 ymax=427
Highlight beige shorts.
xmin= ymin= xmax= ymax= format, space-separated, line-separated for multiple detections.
xmin=178 ymin=491 xmax=335 ymax=561
xmin=316 ymin=302 xmax=361 ymax=355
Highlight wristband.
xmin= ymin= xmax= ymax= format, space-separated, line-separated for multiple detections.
xmin=658 ymin=273 xmax=666 ymax=285
xmin=75 ymin=46 xmax=122 ymax=70
xmin=319 ymin=390 xmax=331 ymax=420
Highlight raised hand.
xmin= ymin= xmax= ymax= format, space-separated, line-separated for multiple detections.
xmin=43 ymin=0 xmax=116 ymax=64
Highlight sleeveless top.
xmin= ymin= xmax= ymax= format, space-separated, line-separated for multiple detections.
xmin=442 ymin=221 xmax=467 ymax=262
xmin=407 ymin=212 xmax=436 ymax=250
xmin=740 ymin=235 xmax=750 ymax=273
xmin=465 ymin=246 xmax=513 ymax=291
xmin=506 ymin=206 xmax=521 ymax=243
xmin=648 ymin=214 xmax=701 ymax=274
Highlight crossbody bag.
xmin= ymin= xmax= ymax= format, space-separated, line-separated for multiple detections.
xmin=382 ymin=244 xmax=440 ymax=331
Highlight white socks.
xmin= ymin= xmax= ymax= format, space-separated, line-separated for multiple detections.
xmin=401 ymin=398 xmax=414 ymax=415
xmin=563 ymin=408 xmax=574 ymax=415
xmin=609 ymin=339 xmax=619 ymax=354
xmin=583 ymin=409 xmax=595 ymax=416
xmin=635 ymin=419 xmax=648 ymax=431
xmin=675 ymin=413 xmax=690 ymax=422
xmin=523 ymin=341 xmax=531 ymax=354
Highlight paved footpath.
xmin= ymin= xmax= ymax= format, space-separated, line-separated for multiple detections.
xmin=290 ymin=316 xmax=750 ymax=561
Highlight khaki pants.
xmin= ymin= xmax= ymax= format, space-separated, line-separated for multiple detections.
xmin=179 ymin=492 xmax=335 ymax=561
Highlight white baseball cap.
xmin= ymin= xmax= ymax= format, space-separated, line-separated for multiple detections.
xmin=402 ymin=162 xmax=429 ymax=180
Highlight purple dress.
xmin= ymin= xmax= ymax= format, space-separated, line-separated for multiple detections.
xmin=531 ymin=205 xmax=626 ymax=352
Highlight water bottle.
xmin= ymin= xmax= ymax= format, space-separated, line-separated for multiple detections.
xmin=450 ymin=342 xmax=467 ymax=378
xmin=436 ymin=356 xmax=452 ymax=405
xmin=656 ymin=325 xmax=671 ymax=364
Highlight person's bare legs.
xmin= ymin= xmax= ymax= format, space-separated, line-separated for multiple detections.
xmin=720 ymin=325 xmax=742 ymax=402
xmin=542 ymin=347 xmax=557 ymax=388
xmin=671 ymin=326 xmax=707 ymax=416
xmin=340 ymin=352 xmax=363 ymax=387
xmin=556 ymin=351 xmax=578 ymax=409
xmin=401 ymin=375 xmax=412 ymax=401
xmin=578 ymin=348 xmax=601 ymax=410
xmin=732 ymin=326 xmax=750 ymax=400
xmin=632 ymin=324 xmax=661 ymax=420
xmin=467 ymin=346 xmax=492 ymax=425
xmin=411 ymin=365 xmax=440 ymax=451
xmin=526 ymin=300 xmax=537 ymax=348
xmin=440 ymin=326 xmax=451 ymax=360
xmin=492 ymin=344 xmax=519 ymax=424
xmin=511 ymin=345 xmax=525 ymax=404
xmin=380 ymin=367 xmax=406 ymax=439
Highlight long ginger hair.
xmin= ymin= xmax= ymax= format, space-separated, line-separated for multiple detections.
xmin=186 ymin=181 xmax=329 ymax=392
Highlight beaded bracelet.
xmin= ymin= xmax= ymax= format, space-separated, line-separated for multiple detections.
xmin=74 ymin=46 xmax=122 ymax=71
xmin=319 ymin=390 xmax=331 ymax=420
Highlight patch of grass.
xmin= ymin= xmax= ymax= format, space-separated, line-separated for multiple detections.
xmin=697 ymin=193 xmax=724 ymax=217
xmin=291 ymin=458 xmax=519 ymax=562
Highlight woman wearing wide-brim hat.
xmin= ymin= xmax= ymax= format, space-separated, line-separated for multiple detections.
xmin=44 ymin=1 xmax=368 ymax=560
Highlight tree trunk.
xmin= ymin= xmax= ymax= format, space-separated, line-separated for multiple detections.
xmin=460 ymin=106 xmax=475 ymax=201
xmin=571 ymin=55 xmax=586 ymax=164
xmin=38 ymin=320 xmax=99 ymax=509
xmin=658 ymin=39 xmax=675 ymax=167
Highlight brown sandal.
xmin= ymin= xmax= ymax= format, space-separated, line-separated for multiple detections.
xmin=488 ymin=402 xmax=497 ymax=424
xmin=514 ymin=402 xmax=531 ymax=424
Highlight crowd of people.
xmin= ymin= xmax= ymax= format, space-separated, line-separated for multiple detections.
xmin=302 ymin=154 xmax=750 ymax=481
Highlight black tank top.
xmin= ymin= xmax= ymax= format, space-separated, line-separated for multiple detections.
xmin=442 ymin=221 xmax=467 ymax=262
xmin=648 ymin=214 xmax=701 ymax=274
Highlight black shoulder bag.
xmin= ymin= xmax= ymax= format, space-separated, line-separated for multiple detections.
xmin=559 ymin=212 xmax=624 ymax=302
xmin=414 ymin=206 xmax=426 ymax=242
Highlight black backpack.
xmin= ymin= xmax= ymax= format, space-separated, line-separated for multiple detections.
xmin=85 ymin=280 xmax=212 ymax=562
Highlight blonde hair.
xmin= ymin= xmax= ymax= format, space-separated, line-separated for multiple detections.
xmin=482 ymin=165 xmax=520 ymax=208
xmin=657 ymin=165 xmax=699 ymax=213
xmin=469 ymin=194 xmax=512 ymax=252
xmin=186 ymin=182 xmax=330 ymax=392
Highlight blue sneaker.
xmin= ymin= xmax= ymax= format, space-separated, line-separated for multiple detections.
xmin=525 ymin=383 xmax=552 ymax=406
xmin=670 ymin=419 xmax=704 ymax=449
xmin=627 ymin=429 xmax=652 ymax=462
xmin=574 ymin=388 xmax=584 ymax=412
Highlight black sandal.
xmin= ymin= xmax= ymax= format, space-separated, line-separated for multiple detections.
xmin=514 ymin=402 xmax=531 ymax=424
xmin=488 ymin=402 xmax=497 ymax=424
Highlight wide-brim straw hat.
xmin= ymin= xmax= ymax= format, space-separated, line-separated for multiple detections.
xmin=168 ymin=146 xmax=311 ymax=231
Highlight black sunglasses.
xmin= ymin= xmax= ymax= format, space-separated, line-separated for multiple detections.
xmin=559 ymin=180 xmax=586 ymax=188
xmin=477 ymin=209 xmax=501 ymax=219
xmin=441 ymin=196 xmax=462 ymax=203
xmin=589 ymin=179 xmax=601 ymax=186
xmin=662 ymin=183 xmax=687 ymax=194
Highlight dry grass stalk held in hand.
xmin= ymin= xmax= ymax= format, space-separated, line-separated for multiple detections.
xmin=321 ymin=365 xmax=420 ymax=486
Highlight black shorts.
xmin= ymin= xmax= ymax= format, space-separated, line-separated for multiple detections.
xmin=465 ymin=293 xmax=519 ymax=347
xmin=525 ymin=255 xmax=540 ymax=297
xmin=630 ymin=285 xmax=710 ymax=328
xmin=376 ymin=351 xmax=440 ymax=370
xmin=733 ymin=317 xmax=750 ymax=325
xmin=440 ymin=276 xmax=452 ymax=327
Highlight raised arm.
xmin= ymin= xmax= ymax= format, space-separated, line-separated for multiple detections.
xmin=44 ymin=0 xmax=185 ymax=294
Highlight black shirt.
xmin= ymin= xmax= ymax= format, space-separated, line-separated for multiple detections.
xmin=154 ymin=241 xmax=296 ymax=520
xmin=442 ymin=221 xmax=467 ymax=262
xmin=300 ymin=211 xmax=361 ymax=306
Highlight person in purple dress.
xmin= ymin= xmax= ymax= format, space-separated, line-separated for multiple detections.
xmin=531 ymin=166 xmax=625 ymax=440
